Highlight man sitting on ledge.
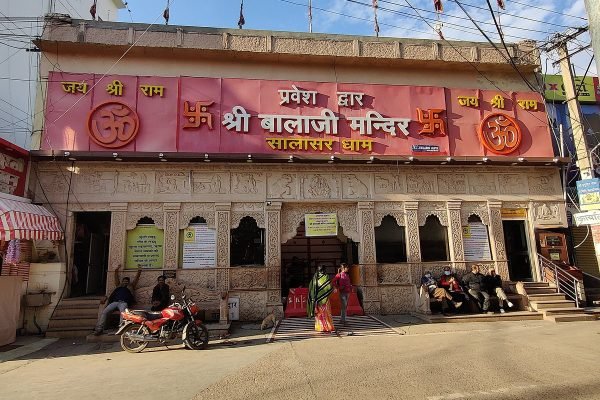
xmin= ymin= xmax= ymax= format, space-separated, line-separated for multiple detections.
xmin=94 ymin=265 xmax=141 ymax=336
xmin=421 ymin=271 xmax=462 ymax=315
xmin=462 ymin=264 xmax=491 ymax=314
xmin=484 ymin=267 xmax=514 ymax=314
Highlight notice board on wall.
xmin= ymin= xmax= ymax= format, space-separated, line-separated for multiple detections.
xmin=126 ymin=225 xmax=164 ymax=269
xmin=304 ymin=213 xmax=338 ymax=237
xmin=181 ymin=224 xmax=216 ymax=268
xmin=462 ymin=222 xmax=492 ymax=261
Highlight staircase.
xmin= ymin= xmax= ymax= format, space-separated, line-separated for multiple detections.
xmin=46 ymin=297 xmax=102 ymax=338
xmin=521 ymin=282 xmax=597 ymax=323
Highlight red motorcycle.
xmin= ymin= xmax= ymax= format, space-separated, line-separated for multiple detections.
xmin=116 ymin=290 xmax=209 ymax=353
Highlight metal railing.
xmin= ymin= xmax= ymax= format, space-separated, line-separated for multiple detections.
xmin=537 ymin=253 xmax=582 ymax=308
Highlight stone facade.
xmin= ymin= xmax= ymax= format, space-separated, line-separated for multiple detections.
xmin=34 ymin=162 xmax=566 ymax=319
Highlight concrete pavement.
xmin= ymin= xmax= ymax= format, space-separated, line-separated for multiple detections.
xmin=1 ymin=318 xmax=599 ymax=400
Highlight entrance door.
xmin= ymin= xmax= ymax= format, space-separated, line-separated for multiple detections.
xmin=502 ymin=220 xmax=532 ymax=281
xmin=86 ymin=233 xmax=106 ymax=295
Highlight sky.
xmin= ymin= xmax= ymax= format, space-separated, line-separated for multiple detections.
xmin=117 ymin=0 xmax=597 ymax=77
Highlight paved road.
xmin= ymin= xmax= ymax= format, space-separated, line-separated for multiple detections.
xmin=1 ymin=317 xmax=599 ymax=400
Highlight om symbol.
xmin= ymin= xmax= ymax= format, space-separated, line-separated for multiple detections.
xmin=478 ymin=113 xmax=521 ymax=155
xmin=87 ymin=101 xmax=140 ymax=148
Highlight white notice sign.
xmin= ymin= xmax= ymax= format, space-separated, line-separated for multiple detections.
xmin=462 ymin=222 xmax=492 ymax=261
xmin=182 ymin=224 xmax=216 ymax=268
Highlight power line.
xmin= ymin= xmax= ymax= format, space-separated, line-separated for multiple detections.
xmin=508 ymin=0 xmax=588 ymax=22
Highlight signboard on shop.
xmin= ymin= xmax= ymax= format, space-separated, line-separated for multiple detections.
xmin=573 ymin=210 xmax=600 ymax=226
xmin=500 ymin=208 xmax=527 ymax=218
xmin=42 ymin=72 xmax=554 ymax=158
xmin=543 ymin=75 xmax=600 ymax=103
xmin=305 ymin=213 xmax=338 ymax=237
xmin=576 ymin=178 xmax=600 ymax=211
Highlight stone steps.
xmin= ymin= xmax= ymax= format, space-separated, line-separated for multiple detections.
xmin=524 ymin=288 xmax=557 ymax=295
xmin=48 ymin=317 xmax=97 ymax=329
xmin=46 ymin=326 xmax=96 ymax=338
xmin=545 ymin=314 xmax=598 ymax=323
xmin=526 ymin=293 xmax=566 ymax=302
xmin=46 ymin=297 xmax=102 ymax=338
xmin=530 ymin=300 xmax=576 ymax=310
xmin=427 ymin=311 xmax=543 ymax=324
xmin=541 ymin=307 xmax=585 ymax=316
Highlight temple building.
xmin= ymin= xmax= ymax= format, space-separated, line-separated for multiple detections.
xmin=27 ymin=16 xmax=568 ymax=330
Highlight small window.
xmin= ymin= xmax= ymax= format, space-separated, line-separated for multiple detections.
xmin=419 ymin=215 xmax=449 ymax=262
xmin=230 ymin=216 xmax=265 ymax=266
xmin=375 ymin=215 xmax=407 ymax=263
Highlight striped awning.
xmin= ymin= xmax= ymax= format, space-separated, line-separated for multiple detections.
xmin=0 ymin=199 xmax=63 ymax=241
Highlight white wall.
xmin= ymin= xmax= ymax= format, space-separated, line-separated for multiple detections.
xmin=0 ymin=0 xmax=124 ymax=149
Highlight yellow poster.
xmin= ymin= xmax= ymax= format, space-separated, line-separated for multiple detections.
xmin=305 ymin=213 xmax=338 ymax=237
xmin=501 ymin=208 xmax=527 ymax=218
xmin=462 ymin=226 xmax=471 ymax=238
xmin=183 ymin=228 xmax=195 ymax=243
xmin=126 ymin=225 xmax=164 ymax=269
xmin=544 ymin=75 xmax=597 ymax=103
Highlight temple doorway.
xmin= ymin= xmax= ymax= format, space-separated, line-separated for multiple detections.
xmin=70 ymin=212 xmax=111 ymax=297
xmin=280 ymin=220 xmax=358 ymax=296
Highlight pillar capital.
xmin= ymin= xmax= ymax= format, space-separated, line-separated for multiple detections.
xmin=487 ymin=200 xmax=503 ymax=209
xmin=109 ymin=202 xmax=128 ymax=212
xmin=404 ymin=201 xmax=419 ymax=211
xmin=215 ymin=202 xmax=232 ymax=211
xmin=163 ymin=202 xmax=181 ymax=212
xmin=265 ymin=201 xmax=282 ymax=211
xmin=446 ymin=200 xmax=462 ymax=210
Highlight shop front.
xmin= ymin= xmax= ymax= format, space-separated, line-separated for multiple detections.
xmin=31 ymin=19 xmax=567 ymax=321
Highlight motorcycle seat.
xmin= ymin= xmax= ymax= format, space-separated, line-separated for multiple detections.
xmin=129 ymin=310 xmax=163 ymax=321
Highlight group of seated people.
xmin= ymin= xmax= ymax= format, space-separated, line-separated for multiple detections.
xmin=421 ymin=264 xmax=514 ymax=316
xmin=94 ymin=265 xmax=172 ymax=335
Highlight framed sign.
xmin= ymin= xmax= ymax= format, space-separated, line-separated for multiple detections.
xmin=304 ymin=213 xmax=338 ymax=237
xmin=463 ymin=222 xmax=492 ymax=261
xmin=181 ymin=224 xmax=216 ymax=268
xmin=126 ymin=225 xmax=164 ymax=269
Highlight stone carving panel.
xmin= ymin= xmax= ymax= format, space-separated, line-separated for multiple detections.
xmin=498 ymin=174 xmax=527 ymax=194
xmin=231 ymin=173 xmax=265 ymax=195
xmin=38 ymin=172 xmax=69 ymax=195
xmin=460 ymin=202 xmax=490 ymax=225
xmin=179 ymin=203 xmax=215 ymax=229
xmin=156 ymin=171 xmax=191 ymax=194
xmin=74 ymin=171 xmax=115 ymax=194
xmin=126 ymin=203 xmax=165 ymax=229
xmin=380 ymin=286 xmax=415 ymax=314
xmin=404 ymin=209 xmax=421 ymax=262
xmin=267 ymin=173 xmax=297 ymax=199
xmin=377 ymin=264 xmax=411 ymax=284
xmin=281 ymin=203 xmax=358 ymax=243
xmin=177 ymin=269 xmax=217 ymax=291
xmin=116 ymin=171 xmax=154 ymax=195
xmin=301 ymin=174 xmax=340 ymax=199
xmin=238 ymin=291 xmax=268 ymax=321
xmin=216 ymin=212 xmax=230 ymax=269
xmin=438 ymin=174 xmax=466 ymax=194
xmin=532 ymin=202 xmax=564 ymax=226
xmin=374 ymin=173 xmax=405 ymax=194
xmin=163 ymin=211 xmax=179 ymax=268
xmin=192 ymin=172 xmax=230 ymax=194
xmin=359 ymin=209 xmax=376 ymax=265
xmin=342 ymin=174 xmax=371 ymax=199
xmin=418 ymin=202 xmax=448 ymax=226
xmin=407 ymin=174 xmax=435 ymax=194
xmin=489 ymin=207 xmax=507 ymax=260
xmin=229 ymin=268 xmax=268 ymax=289
xmin=266 ymin=210 xmax=281 ymax=268
xmin=469 ymin=174 xmax=497 ymax=194
xmin=528 ymin=174 xmax=558 ymax=195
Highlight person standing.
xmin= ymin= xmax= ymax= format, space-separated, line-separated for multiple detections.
xmin=332 ymin=263 xmax=352 ymax=325
xmin=484 ymin=268 xmax=514 ymax=313
xmin=151 ymin=275 xmax=171 ymax=311
xmin=307 ymin=265 xmax=335 ymax=333
xmin=94 ymin=265 xmax=141 ymax=335
xmin=462 ymin=264 xmax=491 ymax=314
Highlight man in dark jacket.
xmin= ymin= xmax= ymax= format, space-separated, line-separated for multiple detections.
xmin=94 ymin=265 xmax=141 ymax=335
xmin=151 ymin=275 xmax=171 ymax=311
xmin=462 ymin=264 xmax=491 ymax=313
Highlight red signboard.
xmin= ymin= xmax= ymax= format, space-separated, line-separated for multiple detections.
xmin=0 ymin=137 xmax=28 ymax=197
xmin=43 ymin=71 xmax=553 ymax=157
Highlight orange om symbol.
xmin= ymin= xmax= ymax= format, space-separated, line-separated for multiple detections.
xmin=87 ymin=101 xmax=139 ymax=148
xmin=478 ymin=113 xmax=521 ymax=155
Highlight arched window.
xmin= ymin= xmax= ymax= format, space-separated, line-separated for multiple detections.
xmin=126 ymin=217 xmax=164 ymax=269
xmin=375 ymin=215 xmax=407 ymax=263
xmin=230 ymin=216 xmax=265 ymax=266
xmin=180 ymin=216 xmax=216 ymax=268
xmin=419 ymin=215 xmax=449 ymax=262
xmin=463 ymin=214 xmax=492 ymax=261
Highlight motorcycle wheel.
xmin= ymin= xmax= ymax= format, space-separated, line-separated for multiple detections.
xmin=120 ymin=324 xmax=149 ymax=353
xmin=183 ymin=323 xmax=209 ymax=350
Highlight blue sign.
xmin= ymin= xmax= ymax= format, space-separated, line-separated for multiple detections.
xmin=576 ymin=178 xmax=600 ymax=211
xmin=411 ymin=144 xmax=440 ymax=153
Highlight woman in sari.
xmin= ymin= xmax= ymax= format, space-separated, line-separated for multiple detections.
xmin=307 ymin=265 xmax=335 ymax=333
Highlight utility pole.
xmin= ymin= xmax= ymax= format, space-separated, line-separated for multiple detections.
xmin=546 ymin=28 xmax=592 ymax=179
xmin=585 ymin=0 xmax=600 ymax=76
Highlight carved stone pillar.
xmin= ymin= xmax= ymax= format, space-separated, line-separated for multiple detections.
xmin=266 ymin=201 xmax=283 ymax=311
xmin=447 ymin=201 xmax=465 ymax=270
xmin=163 ymin=203 xmax=181 ymax=269
xmin=215 ymin=202 xmax=231 ymax=293
xmin=488 ymin=201 xmax=509 ymax=278
xmin=357 ymin=201 xmax=379 ymax=314
xmin=404 ymin=202 xmax=421 ymax=262
xmin=108 ymin=203 xmax=128 ymax=296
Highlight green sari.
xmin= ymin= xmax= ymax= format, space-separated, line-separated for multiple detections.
xmin=307 ymin=271 xmax=333 ymax=318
